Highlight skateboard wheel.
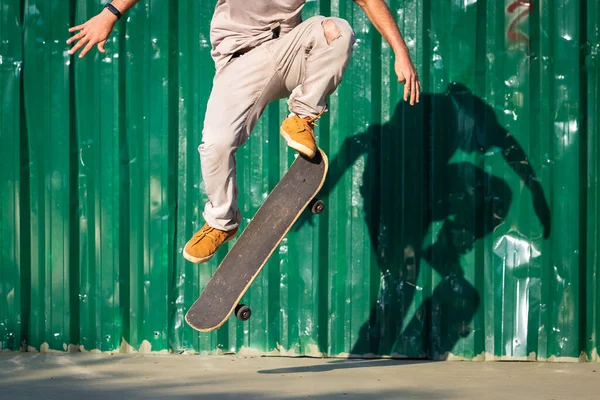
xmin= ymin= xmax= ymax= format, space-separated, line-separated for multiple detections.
xmin=235 ymin=304 xmax=252 ymax=321
xmin=310 ymin=199 xmax=325 ymax=214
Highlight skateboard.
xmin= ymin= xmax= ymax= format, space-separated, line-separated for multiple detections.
xmin=185 ymin=148 xmax=329 ymax=332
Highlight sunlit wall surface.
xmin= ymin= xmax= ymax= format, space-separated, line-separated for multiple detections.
xmin=1 ymin=0 xmax=599 ymax=360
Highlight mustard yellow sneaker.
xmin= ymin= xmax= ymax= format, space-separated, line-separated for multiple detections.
xmin=183 ymin=223 xmax=238 ymax=264
xmin=280 ymin=114 xmax=320 ymax=158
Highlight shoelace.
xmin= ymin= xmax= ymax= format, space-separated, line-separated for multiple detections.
xmin=294 ymin=117 xmax=317 ymax=134
xmin=294 ymin=106 xmax=327 ymax=134
xmin=191 ymin=225 xmax=221 ymax=246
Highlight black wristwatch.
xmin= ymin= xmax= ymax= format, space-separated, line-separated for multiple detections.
xmin=104 ymin=3 xmax=122 ymax=19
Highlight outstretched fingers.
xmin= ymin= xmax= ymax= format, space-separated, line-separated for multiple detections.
xmin=69 ymin=34 xmax=90 ymax=55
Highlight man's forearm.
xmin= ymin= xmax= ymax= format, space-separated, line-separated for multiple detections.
xmin=354 ymin=0 xmax=409 ymax=57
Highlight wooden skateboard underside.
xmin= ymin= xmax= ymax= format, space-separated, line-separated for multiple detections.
xmin=185 ymin=149 xmax=328 ymax=332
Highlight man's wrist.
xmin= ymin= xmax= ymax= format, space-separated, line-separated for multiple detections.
xmin=100 ymin=7 xmax=119 ymax=22
xmin=104 ymin=3 xmax=123 ymax=20
xmin=393 ymin=44 xmax=410 ymax=59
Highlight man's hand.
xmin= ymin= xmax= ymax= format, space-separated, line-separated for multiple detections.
xmin=354 ymin=0 xmax=421 ymax=105
xmin=67 ymin=8 xmax=118 ymax=58
xmin=395 ymin=51 xmax=420 ymax=105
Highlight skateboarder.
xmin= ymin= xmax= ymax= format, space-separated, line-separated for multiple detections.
xmin=67 ymin=0 xmax=420 ymax=264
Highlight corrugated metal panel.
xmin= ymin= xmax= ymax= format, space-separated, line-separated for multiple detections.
xmin=0 ymin=0 xmax=25 ymax=352
xmin=1 ymin=0 xmax=599 ymax=360
xmin=23 ymin=0 xmax=77 ymax=352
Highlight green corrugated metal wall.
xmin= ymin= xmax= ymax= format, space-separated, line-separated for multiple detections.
xmin=1 ymin=0 xmax=599 ymax=360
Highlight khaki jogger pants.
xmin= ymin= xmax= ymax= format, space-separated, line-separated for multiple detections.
xmin=199 ymin=16 xmax=355 ymax=231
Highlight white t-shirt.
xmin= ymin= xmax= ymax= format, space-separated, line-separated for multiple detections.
xmin=210 ymin=0 xmax=306 ymax=69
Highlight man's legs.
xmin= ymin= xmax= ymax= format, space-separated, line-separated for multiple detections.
xmin=184 ymin=46 xmax=286 ymax=263
xmin=199 ymin=16 xmax=354 ymax=230
xmin=185 ymin=16 xmax=355 ymax=263
xmin=199 ymin=47 xmax=285 ymax=232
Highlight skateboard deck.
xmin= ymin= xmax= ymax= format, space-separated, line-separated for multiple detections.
xmin=185 ymin=149 xmax=328 ymax=332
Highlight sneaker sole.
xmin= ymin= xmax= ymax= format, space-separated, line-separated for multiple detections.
xmin=280 ymin=129 xmax=316 ymax=159
xmin=182 ymin=233 xmax=237 ymax=264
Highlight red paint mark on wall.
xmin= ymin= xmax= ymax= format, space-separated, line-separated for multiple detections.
xmin=507 ymin=1 xmax=533 ymax=48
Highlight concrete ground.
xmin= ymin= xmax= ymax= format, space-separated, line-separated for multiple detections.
xmin=0 ymin=353 xmax=598 ymax=399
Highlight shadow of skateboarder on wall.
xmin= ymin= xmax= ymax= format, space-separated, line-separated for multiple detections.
xmin=308 ymin=82 xmax=551 ymax=358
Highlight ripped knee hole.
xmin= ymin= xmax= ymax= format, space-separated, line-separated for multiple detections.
xmin=322 ymin=19 xmax=342 ymax=45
